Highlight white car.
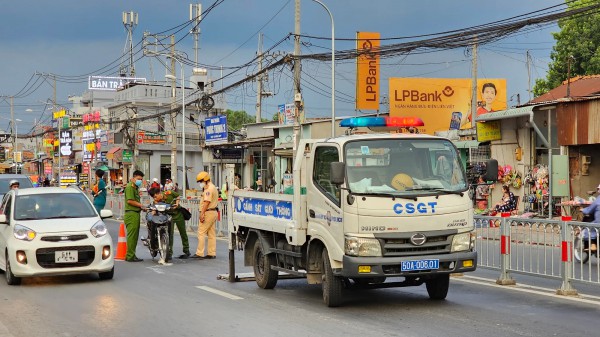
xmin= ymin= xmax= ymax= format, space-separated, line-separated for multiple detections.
xmin=0 ymin=187 xmax=114 ymax=285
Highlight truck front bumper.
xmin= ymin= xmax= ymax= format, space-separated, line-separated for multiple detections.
xmin=338 ymin=251 xmax=477 ymax=278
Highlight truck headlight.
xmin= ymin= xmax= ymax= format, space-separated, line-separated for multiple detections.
xmin=451 ymin=232 xmax=474 ymax=252
xmin=345 ymin=237 xmax=382 ymax=257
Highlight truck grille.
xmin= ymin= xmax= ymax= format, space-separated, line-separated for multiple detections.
xmin=36 ymin=245 xmax=96 ymax=268
xmin=376 ymin=232 xmax=453 ymax=257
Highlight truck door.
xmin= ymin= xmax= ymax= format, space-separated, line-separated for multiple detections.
xmin=308 ymin=146 xmax=344 ymax=253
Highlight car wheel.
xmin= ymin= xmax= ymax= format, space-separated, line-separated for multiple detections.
xmin=5 ymin=253 xmax=21 ymax=286
xmin=99 ymin=267 xmax=114 ymax=280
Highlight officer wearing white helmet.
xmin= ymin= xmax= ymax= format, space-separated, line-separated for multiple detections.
xmin=9 ymin=179 xmax=20 ymax=190
xmin=191 ymin=171 xmax=218 ymax=259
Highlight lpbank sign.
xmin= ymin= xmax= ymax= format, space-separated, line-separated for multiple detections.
xmin=88 ymin=76 xmax=146 ymax=91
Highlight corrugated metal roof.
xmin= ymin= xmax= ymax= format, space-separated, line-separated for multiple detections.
xmin=529 ymin=75 xmax=600 ymax=104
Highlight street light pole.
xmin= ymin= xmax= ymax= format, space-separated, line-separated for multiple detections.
xmin=311 ymin=0 xmax=335 ymax=137
xmin=167 ymin=56 xmax=187 ymax=199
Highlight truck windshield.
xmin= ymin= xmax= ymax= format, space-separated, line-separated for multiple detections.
xmin=344 ymin=138 xmax=467 ymax=196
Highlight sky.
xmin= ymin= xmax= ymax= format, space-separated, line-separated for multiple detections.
xmin=0 ymin=0 xmax=563 ymax=135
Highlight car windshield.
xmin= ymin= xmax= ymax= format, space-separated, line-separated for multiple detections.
xmin=14 ymin=193 xmax=97 ymax=221
xmin=345 ymin=138 xmax=467 ymax=196
xmin=0 ymin=177 xmax=33 ymax=194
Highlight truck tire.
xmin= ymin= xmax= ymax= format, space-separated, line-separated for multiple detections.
xmin=322 ymin=248 xmax=343 ymax=307
xmin=253 ymin=240 xmax=278 ymax=289
xmin=425 ymin=274 xmax=449 ymax=300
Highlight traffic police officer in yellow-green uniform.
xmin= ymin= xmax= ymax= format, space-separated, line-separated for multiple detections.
xmin=124 ymin=170 xmax=146 ymax=262
xmin=147 ymin=187 xmax=191 ymax=260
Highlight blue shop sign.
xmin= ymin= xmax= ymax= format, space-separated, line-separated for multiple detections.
xmin=205 ymin=115 xmax=228 ymax=145
xmin=234 ymin=197 xmax=293 ymax=220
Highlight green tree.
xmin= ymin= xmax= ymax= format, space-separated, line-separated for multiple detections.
xmin=533 ymin=0 xmax=600 ymax=96
xmin=223 ymin=109 xmax=270 ymax=131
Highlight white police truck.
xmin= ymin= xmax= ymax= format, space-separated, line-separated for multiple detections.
xmin=228 ymin=117 xmax=495 ymax=307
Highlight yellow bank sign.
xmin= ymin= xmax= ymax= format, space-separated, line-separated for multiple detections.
xmin=389 ymin=78 xmax=506 ymax=135
xmin=356 ymin=32 xmax=380 ymax=111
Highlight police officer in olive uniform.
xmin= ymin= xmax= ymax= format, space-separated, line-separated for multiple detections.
xmin=124 ymin=170 xmax=146 ymax=262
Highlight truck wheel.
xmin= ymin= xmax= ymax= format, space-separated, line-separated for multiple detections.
xmin=253 ymin=240 xmax=278 ymax=289
xmin=426 ymin=274 xmax=449 ymax=300
xmin=322 ymin=248 xmax=343 ymax=307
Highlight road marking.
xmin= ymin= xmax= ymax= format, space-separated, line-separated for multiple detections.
xmin=455 ymin=276 xmax=600 ymax=305
xmin=195 ymin=286 xmax=243 ymax=300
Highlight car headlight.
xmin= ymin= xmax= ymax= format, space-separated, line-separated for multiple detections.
xmin=345 ymin=237 xmax=382 ymax=257
xmin=451 ymin=232 xmax=474 ymax=252
xmin=91 ymin=221 xmax=108 ymax=238
xmin=14 ymin=224 xmax=36 ymax=241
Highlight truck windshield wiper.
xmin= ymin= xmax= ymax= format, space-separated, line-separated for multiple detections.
xmin=351 ymin=191 xmax=417 ymax=201
xmin=407 ymin=187 xmax=464 ymax=197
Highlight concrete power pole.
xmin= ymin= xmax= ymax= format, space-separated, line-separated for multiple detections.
xmin=292 ymin=0 xmax=301 ymax=153
xmin=190 ymin=3 xmax=202 ymax=66
xmin=470 ymin=41 xmax=478 ymax=124
xmin=256 ymin=33 xmax=264 ymax=123
xmin=526 ymin=50 xmax=532 ymax=101
xmin=169 ymin=35 xmax=178 ymax=186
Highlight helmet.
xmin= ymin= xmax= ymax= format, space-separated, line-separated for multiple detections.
xmin=9 ymin=179 xmax=19 ymax=187
xmin=196 ymin=171 xmax=210 ymax=182
xmin=153 ymin=178 xmax=159 ymax=183
xmin=391 ymin=173 xmax=413 ymax=191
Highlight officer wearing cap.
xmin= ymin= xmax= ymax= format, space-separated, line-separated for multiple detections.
xmin=191 ymin=171 xmax=218 ymax=259
xmin=9 ymin=180 xmax=19 ymax=190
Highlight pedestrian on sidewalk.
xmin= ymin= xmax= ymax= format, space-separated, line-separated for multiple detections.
xmin=91 ymin=169 xmax=107 ymax=213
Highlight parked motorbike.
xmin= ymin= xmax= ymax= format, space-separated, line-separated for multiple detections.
xmin=573 ymin=214 xmax=597 ymax=264
xmin=142 ymin=202 xmax=172 ymax=264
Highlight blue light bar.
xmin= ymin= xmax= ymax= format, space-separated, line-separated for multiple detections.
xmin=339 ymin=117 xmax=386 ymax=128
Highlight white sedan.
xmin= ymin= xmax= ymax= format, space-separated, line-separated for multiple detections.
xmin=0 ymin=187 xmax=114 ymax=285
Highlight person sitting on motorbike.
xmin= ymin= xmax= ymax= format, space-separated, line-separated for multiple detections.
xmin=146 ymin=187 xmax=169 ymax=247
xmin=581 ymin=184 xmax=600 ymax=252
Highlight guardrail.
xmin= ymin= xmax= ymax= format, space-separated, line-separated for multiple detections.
xmin=475 ymin=213 xmax=600 ymax=295
xmin=104 ymin=194 xmax=229 ymax=237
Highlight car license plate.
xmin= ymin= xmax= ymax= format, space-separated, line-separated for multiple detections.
xmin=401 ymin=259 xmax=439 ymax=272
xmin=55 ymin=250 xmax=78 ymax=263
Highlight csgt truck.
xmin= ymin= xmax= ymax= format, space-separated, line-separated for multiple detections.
xmin=228 ymin=117 xmax=494 ymax=307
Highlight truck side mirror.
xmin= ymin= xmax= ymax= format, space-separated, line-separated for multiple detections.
xmin=484 ymin=159 xmax=498 ymax=183
xmin=330 ymin=162 xmax=345 ymax=185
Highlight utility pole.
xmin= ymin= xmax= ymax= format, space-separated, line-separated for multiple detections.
xmin=470 ymin=41 xmax=478 ymax=124
xmin=169 ymin=35 xmax=178 ymax=186
xmin=256 ymin=33 xmax=264 ymax=123
xmin=292 ymin=0 xmax=302 ymax=153
xmin=10 ymin=96 xmax=15 ymax=173
xmin=566 ymin=55 xmax=574 ymax=98
xmin=526 ymin=50 xmax=532 ymax=101
xmin=190 ymin=3 xmax=202 ymax=66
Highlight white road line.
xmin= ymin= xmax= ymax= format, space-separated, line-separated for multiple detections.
xmin=454 ymin=277 xmax=600 ymax=305
xmin=195 ymin=286 xmax=244 ymax=300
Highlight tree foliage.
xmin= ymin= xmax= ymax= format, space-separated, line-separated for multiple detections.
xmin=533 ymin=0 xmax=600 ymax=97
xmin=223 ymin=109 xmax=270 ymax=131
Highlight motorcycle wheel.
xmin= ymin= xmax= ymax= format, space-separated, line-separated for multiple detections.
xmin=574 ymin=237 xmax=590 ymax=264
xmin=158 ymin=228 xmax=169 ymax=262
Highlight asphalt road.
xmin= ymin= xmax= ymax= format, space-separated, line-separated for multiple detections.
xmin=1 ymin=219 xmax=599 ymax=337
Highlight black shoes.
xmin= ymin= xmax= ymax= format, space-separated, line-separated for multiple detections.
xmin=179 ymin=253 xmax=191 ymax=259
xmin=190 ymin=255 xmax=216 ymax=259
xmin=126 ymin=257 xmax=143 ymax=262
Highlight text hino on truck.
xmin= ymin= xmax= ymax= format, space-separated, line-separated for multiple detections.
xmin=227 ymin=116 xmax=497 ymax=307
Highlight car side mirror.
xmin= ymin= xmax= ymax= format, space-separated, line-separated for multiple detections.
xmin=99 ymin=210 xmax=113 ymax=219
xmin=330 ymin=162 xmax=346 ymax=185
xmin=0 ymin=214 xmax=7 ymax=224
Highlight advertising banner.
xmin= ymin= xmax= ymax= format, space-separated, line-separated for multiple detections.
xmin=388 ymin=78 xmax=506 ymax=134
xmin=233 ymin=196 xmax=292 ymax=220
xmin=356 ymin=32 xmax=380 ymax=111
xmin=88 ymin=76 xmax=146 ymax=91
xmin=205 ymin=115 xmax=228 ymax=145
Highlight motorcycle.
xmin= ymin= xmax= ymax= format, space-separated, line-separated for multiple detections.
xmin=142 ymin=202 xmax=172 ymax=264
xmin=573 ymin=214 xmax=598 ymax=264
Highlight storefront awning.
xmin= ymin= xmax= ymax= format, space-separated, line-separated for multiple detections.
xmin=107 ymin=147 xmax=121 ymax=155
xmin=453 ymin=140 xmax=482 ymax=149
xmin=475 ymin=106 xmax=535 ymax=122
xmin=273 ymin=142 xmax=294 ymax=157
xmin=475 ymin=105 xmax=549 ymax=148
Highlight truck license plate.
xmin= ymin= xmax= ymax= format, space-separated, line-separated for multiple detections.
xmin=55 ymin=250 xmax=78 ymax=263
xmin=401 ymin=259 xmax=439 ymax=272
